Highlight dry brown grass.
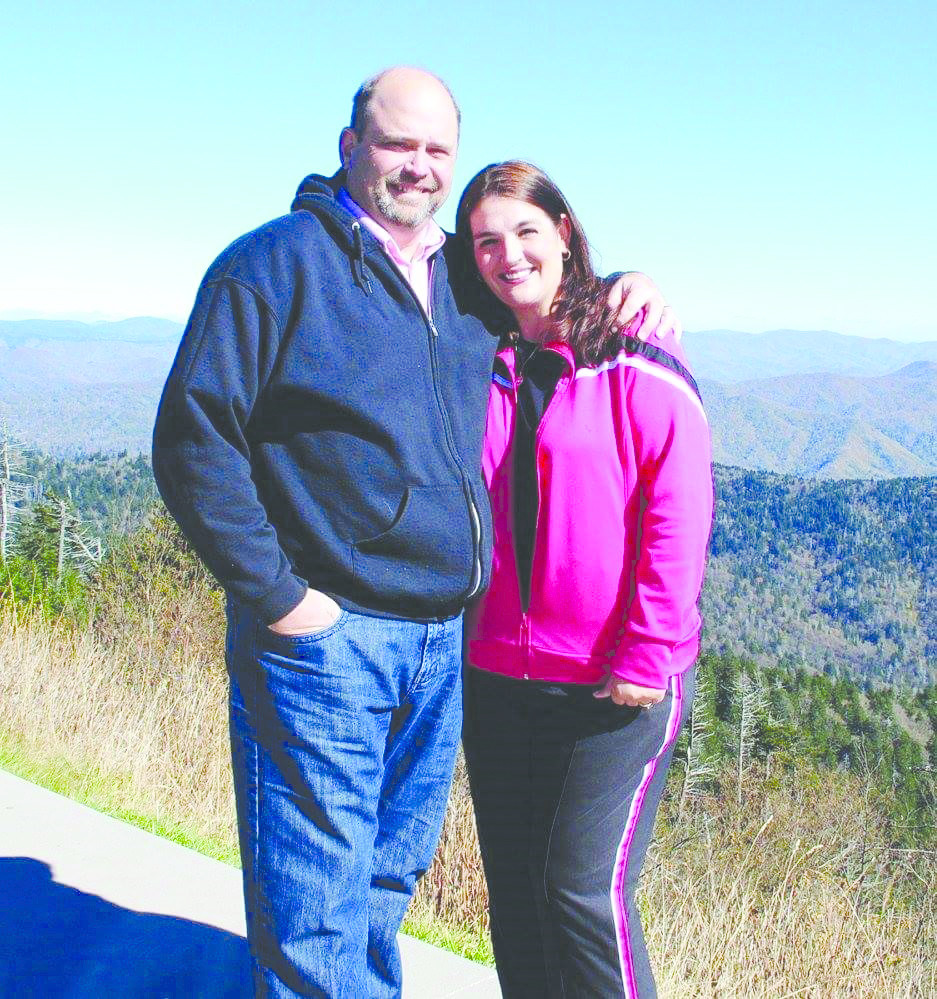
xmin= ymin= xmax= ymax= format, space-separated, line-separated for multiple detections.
xmin=410 ymin=750 xmax=490 ymax=936
xmin=0 ymin=603 xmax=235 ymax=846
xmin=646 ymin=778 xmax=936 ymax=998
xmin=1 ymin=575 xmax=933 ymax=993
xmin=412 ymin=760 xmax=937 ymax=996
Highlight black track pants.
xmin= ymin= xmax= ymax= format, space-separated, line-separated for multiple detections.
xmin=462 ymin=666 xmax=693 ymax=999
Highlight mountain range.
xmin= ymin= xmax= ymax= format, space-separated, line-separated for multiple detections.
xmin=681 ymin=328 xmax=937 ymax=382
xmin=0 ymin=317 xmax=182 ymax=347
xmin=1 ymin=318 xmax=935 ymax=476
xmin=700 ymin=362 xmax=936 ymax=477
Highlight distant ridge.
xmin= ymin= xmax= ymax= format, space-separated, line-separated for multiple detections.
xmin=701 ymin=361 xmax=937 ymax=478
xmin=0 ymin=318 xmax=183 ymax=454
xmin=0 ymin=317 xmax=184 ymax=347
xmin=2 ymin=319 xmax=936 ymax=475
xmin=684 ymin=328 xmax=937 ymax=383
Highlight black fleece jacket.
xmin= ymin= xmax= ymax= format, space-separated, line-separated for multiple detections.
xmin=152 ymin=172 xmax=497 ymax=623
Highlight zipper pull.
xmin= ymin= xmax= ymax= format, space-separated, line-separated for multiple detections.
xmin=521 ymin=615 xmax=530 ymax=679
xmin=429 ymin=320 xmax=439 ymax=338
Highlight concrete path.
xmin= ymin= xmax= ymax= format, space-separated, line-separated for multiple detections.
xmin=0 ymin=769 xmax=500 ymax=997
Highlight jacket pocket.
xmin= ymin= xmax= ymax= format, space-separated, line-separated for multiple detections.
xmin=351 ymin=484 xmax=473 ymax=606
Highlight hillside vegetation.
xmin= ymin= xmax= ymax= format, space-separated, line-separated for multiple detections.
xmin=4 ymin=446 xmax=931 ymax=686
xmin=0 ymin=512 xmax=933 ymax=996
xmin=704 ymin=467 xmax=936 ymax=686
xmin=21 ymin=452 xmax=159 ymax=538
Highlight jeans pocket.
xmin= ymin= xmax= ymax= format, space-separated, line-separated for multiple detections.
xmin=257 ymin=609 xmax=349 ymax=655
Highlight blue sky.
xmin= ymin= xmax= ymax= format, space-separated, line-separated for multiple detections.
xmin=2 ymin=0 xmax=935 ymax=340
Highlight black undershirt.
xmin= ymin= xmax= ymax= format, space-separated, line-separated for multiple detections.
xmin=512 ymin=340 xmax=566 ymax=611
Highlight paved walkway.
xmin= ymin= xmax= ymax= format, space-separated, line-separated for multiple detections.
xmin=0 ymin=769 xmax=500 ymax=997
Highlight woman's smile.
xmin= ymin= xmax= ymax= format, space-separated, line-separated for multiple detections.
xmin=498 ymin=266 xmax=536 ymax=284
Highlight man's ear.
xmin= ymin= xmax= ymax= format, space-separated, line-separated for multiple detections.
xmin=339 ymin=128 xmax=357 ymax=169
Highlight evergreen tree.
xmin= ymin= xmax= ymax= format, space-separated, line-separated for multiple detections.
xmin=0 ymin=424 xmax=33 ymax=561
xmin=14 ymin=490 xmax=101 ymax=580
xmin=679 ymin=658 xmax=719 ymax=816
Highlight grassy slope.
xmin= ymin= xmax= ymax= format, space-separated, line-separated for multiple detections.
xmin=2 ymin=604 xmax=933 ymax=994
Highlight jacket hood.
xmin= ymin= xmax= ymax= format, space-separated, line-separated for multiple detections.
xmin=290 ymin=169 xmax=375 ymax=294
xmin=290 ymin=170 xmax=354 ymax=243
xmin=291 ymin=170 xmax=344 ymax=214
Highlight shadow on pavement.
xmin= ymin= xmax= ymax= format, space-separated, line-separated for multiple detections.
xmin=0 ymin=857 xmax=251 ymax=997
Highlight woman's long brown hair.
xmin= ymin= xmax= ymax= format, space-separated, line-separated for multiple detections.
xmin=455 ymin=160 xmax=623 ymax=365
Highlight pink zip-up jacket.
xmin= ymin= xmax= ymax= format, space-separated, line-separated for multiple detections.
xmin=467 ymin=332 xmax=714 ymax=689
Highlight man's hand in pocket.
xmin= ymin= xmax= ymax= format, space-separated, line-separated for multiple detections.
xmin=268 ymin=588 xmax=342 ymax=636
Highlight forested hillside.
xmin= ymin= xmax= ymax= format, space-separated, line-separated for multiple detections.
xmin=21 ymin=452 xmax=158 ymax=538
xmin=682 ymin=652 xmax=935 ymax=848
xmin=2 ymin=443 xmax=934 ymax=687
xmin=704 ymin=467 xmax=935 ymax=686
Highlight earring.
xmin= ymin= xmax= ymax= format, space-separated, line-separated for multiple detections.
xmin=561 ymin=249 xmax=571 ymax=262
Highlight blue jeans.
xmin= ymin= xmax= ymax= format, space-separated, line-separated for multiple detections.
xmin=225 ymin=599 xmax=463 ymax=998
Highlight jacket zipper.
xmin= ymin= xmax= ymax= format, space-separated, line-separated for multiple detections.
xmin=516 ymin=345 xmax=569 ymax=616
xmin=375 ymin=247 xmax=484 ymax=601
xmin=514 ymin=347 xmax=570 ymax=670
xmin=506 ymin=349 xmax=534 ymax=675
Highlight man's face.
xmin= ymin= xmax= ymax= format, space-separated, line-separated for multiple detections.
xmin=341 ymin=72 xmax=459 ymax=234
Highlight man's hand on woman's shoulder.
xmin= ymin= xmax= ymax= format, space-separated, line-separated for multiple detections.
xmin=606 ymin=271 xmax=682 ymax=343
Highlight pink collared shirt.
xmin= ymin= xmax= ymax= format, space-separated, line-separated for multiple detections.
xmin=338 ymin=188 xmax=445 ymax=317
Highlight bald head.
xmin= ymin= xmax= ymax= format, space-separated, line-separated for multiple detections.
xmin=340 ymin=67 xmax=461 ymax=247
xmin=350 ymin=66 xmax=461 ymax=138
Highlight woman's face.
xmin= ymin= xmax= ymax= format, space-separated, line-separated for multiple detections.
xmin=469 ymin=196 xmax=570 ymax=334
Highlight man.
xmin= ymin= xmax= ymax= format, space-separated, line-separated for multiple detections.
xmin=153 ymin=66 xmax=675 ymax=998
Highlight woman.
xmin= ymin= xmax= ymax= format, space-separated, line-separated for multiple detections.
xmin=456 ymin=162 xmax=713 ymax=999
